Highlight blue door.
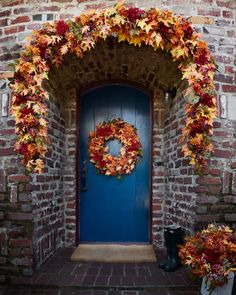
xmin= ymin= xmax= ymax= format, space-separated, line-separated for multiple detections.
xmin=79 ymin=85 xmax=151 ymax=243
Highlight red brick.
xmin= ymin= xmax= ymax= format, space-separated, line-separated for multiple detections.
xmin=59 ymin=14 xmax=74 ymax=20
xmin=0 ymin=170 xmax=6 ymax=192
xmin=227 ymin=30 xmax=235 ymax=37
xmin=198 ymin=7 xmax=220 ymax=17
xmin=0 ymin=10 xmax=11 ymax=17
xmin=195 ymin=215 xmax=220 ymax=222
xmin=8 ymin=175 xmax=30 ymax=183
xmin=52 ymin=0 xmax=71 ymax=2
xmin=0 ymin=257 xmax=7 ymax=264
xmin=213 ymin=130 xmax=230 ymax=137
xmin=86 ymin=3 xmax=106 ymax=10
xmin=9 ymin=248 xmax=21 ymax=256
xmin=224 ymin=196 xmax=236 ymax=203
xmin=4 ymin=25 xmax=25 ymax=35
xmin=196 ymin=176 xmax=221 ymax=185
xmin=232 ymin=173 xmax=236 ymax=195
xmin=208 ymin=186 xmax=221 ymax=194
xmin=216 ymin=0 xmax=233 ymax=8
xmin=10 ymin=276 xmax=33 ymax=285
xmin=213 ymin=121 xmax=221 ymax=128
xmin=231 ymin=162 xmax=236 ymax=169
xmin=10 ymin=185 xmax=17 ymax=203
xmin=1 ymin=0 xmax=24 ymax=7
xmin=214 ymin=149 xmax=232 ymax=158
xmin=11 ymin=16 xmax=30 ymax=25
xmin=225 ymin=66 xmax=234 ymax=74
xmin=0 ymin=19 xmax=8 ymax=27
xmin=214 ymin=74 xmax=233 ymax=84
xmin=223 ymin=10 xmax=233 ymax=18
xmin=197 ymin=195 xmax=219 ymax=204
xmin=66 ymin=202 xmax=75 ymax=209
xmin=27 ymin=23 xmax=42 ymax=30
xmin=0 ymin=193 xmax=5 ymax=201
xmin=7 ymin=119 xmax=16 ymax=126
xmin=0 ymin=128 xmax=15 ymax=136
xmin=10 ymin=239 xmax=32 ymax=247
xmin=0 ymin=35 xmax=16 ymax=43
xmin=8 ymin=212 xmax=34 ymax=221
xmin=222 ymin=171 xmax=230 ymax=194
xmin=39 ymin=6 xmax=60 ymax=12
xmin=222 ymin=85 xmax=236 ymax=92
xmin=13 ymin=7 xmax=30 ymax=14
xmin=0 ymin=148 xmax=17 ymax=156
xmin=0 ymin=230 xmax=8 ymax=255
xmin=0 ymin=211 xmax=4 ymax=220
xmin=214 ymin=55 xmax=232 ymax=64
xmin=225 ymin=213 xmax=236 ymax=221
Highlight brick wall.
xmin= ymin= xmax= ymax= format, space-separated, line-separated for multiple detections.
xmin=0 ymin=82 xmax=34 ymax=284
xmin=0 ymin=0 xmax=235 ymax=283
xmin=32 ymin=95 xmax=66 ymax=267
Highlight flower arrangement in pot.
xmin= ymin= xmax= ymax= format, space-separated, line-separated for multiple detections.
xmin=179 ymin=224 xmax=236 ymax=295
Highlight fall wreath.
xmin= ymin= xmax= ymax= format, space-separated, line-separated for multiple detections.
xmin=88 ymin=119 xmax=142 ymax=176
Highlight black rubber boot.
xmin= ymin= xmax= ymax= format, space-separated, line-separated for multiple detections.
xmin=164 ymin=226 xmax=183 ymax=272
xmin=159 ymin=226 xmax=171 ymax=269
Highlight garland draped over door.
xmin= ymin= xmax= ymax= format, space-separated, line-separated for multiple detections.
xmin=10 ymin=1 xmax=217 ymax=173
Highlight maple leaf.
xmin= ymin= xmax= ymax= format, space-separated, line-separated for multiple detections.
xmin=81 ymin=25 xmax=90 ymax=34
xmin=60 ymin=44 xmax=69 ymax=55
xmin=130 ymin=35 xmax=143 ymax=47
xmin=113 ymin=14 xmax=126 ymax=26
xmin=171 ymin=45 xmax=189 ymax=60
xmin=39 ymin=118 xmax=47 ymax=127
xmin=99 ymin=24 xmax=111 ymax=39
xmin=190 ymin=134 xmax=203 ymax=146
xmin=34 ymin=159 xmax=44 ymax=174
xmin=32 ymin=55 xmax=42 ymax=64
xmin=81 ymin=37 xmax=95 ymax=51
xmin=137 ymin=18 xmax=148 ymax=30
xmin=104 ymin=7 xmax=117 ymax=17
xmin=154 ymin=33 xmax=162 ymax=48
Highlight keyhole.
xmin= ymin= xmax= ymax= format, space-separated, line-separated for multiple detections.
xmin=105 ymin=139 xmax=123 ymax=157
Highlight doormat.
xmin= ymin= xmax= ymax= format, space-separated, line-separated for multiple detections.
xmin=71 ymin=244 xmax=157 ymax=263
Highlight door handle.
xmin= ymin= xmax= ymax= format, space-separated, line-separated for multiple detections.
xmin=81 ymin=160 xmax=87 ymax=192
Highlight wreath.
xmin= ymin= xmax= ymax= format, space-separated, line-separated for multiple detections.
xmin=88 ymin=119 xmax=142 ymax=176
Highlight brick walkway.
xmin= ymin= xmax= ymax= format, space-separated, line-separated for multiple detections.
xmin=1 ymin=248 xmax=203 ymax=295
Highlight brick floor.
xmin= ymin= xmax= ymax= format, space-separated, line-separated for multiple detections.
xmin=0 ymin=247 xmax=235 ymax=294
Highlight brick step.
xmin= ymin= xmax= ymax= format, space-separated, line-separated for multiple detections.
xmin=0 ymin=285 xmax=200 ymax=295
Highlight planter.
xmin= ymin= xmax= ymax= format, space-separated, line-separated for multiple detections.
xmin=201 ymin=272 xmax=234 ymax=295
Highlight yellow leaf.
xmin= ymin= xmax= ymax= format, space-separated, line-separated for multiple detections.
xmin=34 ymin=159 xmax=44 ymax=174
xmin=154 ymin=33 xmax=162 ymax=47
xmin=129 ymin=36 xmax=142 ymax=47
xmin=171 ymin=45 xmax=189 ymax=59
xmin=113 ymin=14 xmax=126 ymax=26
xmin=60 ymin=44 xmax=69 ymax=55
xmin=137 ymin=19 xmax=148 ymax=30
xmin=39 ymin=118 xmax=47 ymax=127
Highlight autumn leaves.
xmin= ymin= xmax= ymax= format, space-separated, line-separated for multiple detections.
xmin=11 ymin=1 xmax=217 ymax=173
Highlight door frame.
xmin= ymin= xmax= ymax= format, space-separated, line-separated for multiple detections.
xmin=76 ymin=80 xmax=154 ymax=245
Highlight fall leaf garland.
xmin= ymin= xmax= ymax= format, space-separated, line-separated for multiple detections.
xmin=10 ymin=1 xmax=217 ymax=173
xmin=88 ymin=119 xmax=142 ymax=176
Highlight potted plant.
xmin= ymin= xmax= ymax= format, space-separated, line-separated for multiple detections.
xmin=179 ymin=224 xmax=236 ymax=295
